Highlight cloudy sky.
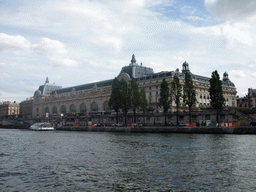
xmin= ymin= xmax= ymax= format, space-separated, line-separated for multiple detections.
xmin=1 ymin=0 xmax=256 ymax=102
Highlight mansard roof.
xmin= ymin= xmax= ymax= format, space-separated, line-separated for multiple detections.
xmin=135 ymin=70 xmax=235 ymax=87
xmin=121 ymin=54 xmax=154 ymax=78
xmin=51 ymin=79 xmax=113 ymax=95
xmin=49 ymin=57 xmax=235 ymax=95
xmin=51 ymin=70 xmax=235 ymax=96
xmin=37 ymin=78 xmax=62 ymax=96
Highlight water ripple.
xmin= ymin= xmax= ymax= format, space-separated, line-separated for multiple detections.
xmin=0 ymin=130 xmax=256 ymax=191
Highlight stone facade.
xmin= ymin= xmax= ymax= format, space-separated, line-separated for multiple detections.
xmin=248 ymin=88 xmax=256 ymax=109
xmin=20 ymin=98 xmax=33 ymax=118
xmin=0 ymin=101 xmax=20 ymax=117
xmin=31 ymin=55 xmax=237 ymax=118
xmin=237 ymin=88 xmax=256 ymax=109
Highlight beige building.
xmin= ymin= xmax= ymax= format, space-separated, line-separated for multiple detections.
xmin=237 ymin=88 xmax=256 ymax=109
xmin=0 ymin=101 xmax=20 ymax=118
xmin=32 ymin=55 xmax=237 ymax=118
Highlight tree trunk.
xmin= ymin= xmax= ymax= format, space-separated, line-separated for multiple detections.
xmin=143 ymin=111 xmax=145 ymax=125
xmin=176 ymin=104 xmax=179 ymax=126
xmin=217 ymin=109 xmax=219 ymax=123
xmin=133 ymin=109 xmax=136 ymax=123
xmin=189 ymin=106 xmax=191 ymax=123
xmin=116 ymin=111 xmax=119 ymax=124
xmin=124 ymin=112 xmax=127 ymax=125
xmin=165 ymin=111 xmax=167 ymax=126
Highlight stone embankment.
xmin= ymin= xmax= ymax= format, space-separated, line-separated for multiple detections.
xmin=56 ymin=126 xmax=256 ymax=134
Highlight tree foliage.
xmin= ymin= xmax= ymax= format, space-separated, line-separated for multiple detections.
xmin=170 ymin=75 xmax=182 ymax=125
xmin=139 ymin=88 xmax=148 ymax=125
xmin=109 ymin=78 xmax=122 ymax=123
xmin=159 ymin=78 xmax=171 ymax=125
xmin=183 ymin=72 xmax=196 ymax=123
xmin=209 ymin=70 xmax=225 ymax=123
xmin=119 ymin=79 xmax=131 ymax=124
xmin=109 ymin=77 xmax=121 ymax=112
xmin=209 ymin=70 xmax=225 ymax=109
xmin=130 ymin=78 xmax=140 ymax=123
xmin=140 ymin=88 xmax=148 ymax=112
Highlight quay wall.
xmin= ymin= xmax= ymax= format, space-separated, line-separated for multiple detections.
xmin=56 ymin=126 xmax=256 ymax=134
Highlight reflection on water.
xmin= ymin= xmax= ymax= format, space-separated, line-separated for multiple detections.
xmin=0 ymin=129 xmax=256 ymax=191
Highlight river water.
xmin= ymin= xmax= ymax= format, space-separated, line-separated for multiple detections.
xmin=1 ymin=129 xmax=256 ymax=191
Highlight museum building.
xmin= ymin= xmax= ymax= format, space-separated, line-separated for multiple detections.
xmin=32 ymin=55 xmax=237 ymax=118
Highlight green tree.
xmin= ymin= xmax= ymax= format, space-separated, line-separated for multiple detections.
xmin=119 ymin=79 xmax=131 ymax=125
xmin=209 ymin=70 xmax=225 ymax=123
xmin=159 ymin=78 xmax=171 ymax=126
xmin=183 ymin=72 xmax=197 ymax=123
xmin=130 ymin=78 xmax=140 ymax=123
xmin=109 ymin=78 xmax=122 ymax=123
xmin=170 ymin=75 xmax=182 ymax=126
xmin=139 ymin=88 xmax=148 ymax=125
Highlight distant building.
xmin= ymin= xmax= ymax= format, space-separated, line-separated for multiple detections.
xmin=20 ymin=97 xmax=34 ymax=118
xmin=31 ymin=55 xmax=237 ymax=118
xmin=33 ymin=77 xmax=62 ymax=117
xmin=237 ymin=88 xmax=256 ymax=109
xmin=248 ymin=88 xmax=256 ymax=109
xmin=0 ymin=101 xmax=20 ymax=118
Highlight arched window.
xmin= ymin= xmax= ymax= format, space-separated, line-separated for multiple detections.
xmin=80 ymin=103 xmax=86 ymax=113
xmin=52 ymin=106 xmax=57 ymax=114
xmin=45 ymin=107 xmax=49 ymax=113
xmin=103 ymin=101 xmax=110 ymax=112
xmin=91 ymin=102 xmax=98 ymax=112
xmin=60 ymin=105 xmax=66 ymax=114
xmin=70 ymin=104 xmax=76 ymax=113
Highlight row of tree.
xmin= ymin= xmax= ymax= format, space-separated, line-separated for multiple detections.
xmin=109 ymin=70 xmax=225 ymax=126
xmin=158 ymin=72 xmax=196 ymax=126
xmin=109 ymin=78 xmax=148 ymax=125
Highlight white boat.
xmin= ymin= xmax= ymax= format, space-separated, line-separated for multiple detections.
xmin=29 ymin=123 xmax=55 ymax=131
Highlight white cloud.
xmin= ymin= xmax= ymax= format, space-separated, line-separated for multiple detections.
xmin=205 ymin=0 xmax=256 ymax=20
xmin=0 ymin=0 xmax=256 ymax=101
xmin=198 ymin=21 xmax=254 ymax=48
xmin=184 ymin=16 xmax=204 ymax=22
xmin=229 ymin=70 xmax=246 ymax=78
xmin=248 ymin=62 xmax=256 ymax=68
xmin=181 ymin=6 xmax=196 ymax=15
xmin=173 ymin=56 xmax=185 ymax=62
xmin=252 ymin=72 xmax=256 ymax=78
xmin=0 ymin=33 xmax=31 ymax=54
xmin=33 ymin=38 xmax=79 ymax=67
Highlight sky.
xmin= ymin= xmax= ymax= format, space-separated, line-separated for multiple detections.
xmin=1 ymin=0 xmax=256 ymax=102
